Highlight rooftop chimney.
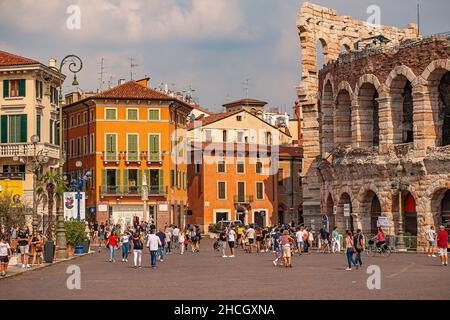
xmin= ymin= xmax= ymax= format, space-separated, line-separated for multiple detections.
xmin=118 ymin=78 xmax=126 ymax=86
xmin=49 ymin=58 xmax=56 ymax=68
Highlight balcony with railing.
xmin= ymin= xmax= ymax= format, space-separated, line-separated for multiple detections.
xmin=0 ymin=143 xmax=60 ymax=159
xmin=233 ymin=195 xmax=254 ymax=204
xmin=99 ymin=185 xmax=166 ymax=197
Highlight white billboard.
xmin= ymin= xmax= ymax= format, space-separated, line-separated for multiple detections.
xmin=64 ymin=192 xmax=86 ymax=220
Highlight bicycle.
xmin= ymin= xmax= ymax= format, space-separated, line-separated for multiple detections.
xmin=366 ymin=238 xmax=392 ymax=257
xmin=213 ymin=238 xmax=220 ymax=252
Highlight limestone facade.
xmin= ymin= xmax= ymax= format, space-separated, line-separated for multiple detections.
xmin=296 ymin=1 xmax=420 ymax=234
xmin=317 ymin=35 xmax=450 ymax=251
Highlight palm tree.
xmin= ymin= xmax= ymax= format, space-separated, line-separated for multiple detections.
xmin=36 ymin=170 xmax=66 ymax=240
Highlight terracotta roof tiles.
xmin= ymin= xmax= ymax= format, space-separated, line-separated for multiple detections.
xmin=0 ymin=50 xmax=39 ymax=67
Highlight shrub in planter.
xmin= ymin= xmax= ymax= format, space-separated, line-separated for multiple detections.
xmin=65 ymin=219 xmax=88 ymax=249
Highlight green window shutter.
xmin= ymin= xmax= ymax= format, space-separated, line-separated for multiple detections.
xmin=1 ymin=115 xmax=7 ymax=143
xmin=101 ymin=169 xmax=107 ymax=193
xmin=149 ymin=109 xmax=159 ymax=120
xmin=149 ymin=134 xmax=160 ymax=161
xmin=145 ymin=169 xmax=150 ymax=186
xmin=20 ymin=114 xmax=27 ymax=143
xmin=123 ymin=169 xmax=129 ymax=193
xmin=128 ymin=134 xmax=138 ymax=160
xmin=159 ymin=169 xmax=164 ymax=194
xmin=18 ymin=79 xmax=26 ymax=97
xmin=49 ymin=120 xmax=53 ymax=144
xmin=115 ymin=169 xmax=121 ymax=192
xmin=3 ymin=80 xmax=9 ymax=98
xmin=170 ymin=170 xmax=174 ymax=187
xmin=36 ymin=114 xmax=41 ymax=140
xmin=137 ymin=169 xmax=142 ymax=187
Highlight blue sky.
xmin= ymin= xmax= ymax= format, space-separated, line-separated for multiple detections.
xmin=0 ymin=0 xmax=448 ymax=114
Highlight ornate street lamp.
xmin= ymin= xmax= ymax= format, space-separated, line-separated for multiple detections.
xmin=391 ymin=163 xmax=409 ymax=251
xmin=47 ymin=55 xmax=83 ymax=260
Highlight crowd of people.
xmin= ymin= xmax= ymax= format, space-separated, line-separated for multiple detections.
xmin=96 ymin=221 xmax=203 ymax=269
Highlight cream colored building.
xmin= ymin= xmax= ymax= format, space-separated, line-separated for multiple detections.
xmin=0 ymin=50 xmax=64 ymax=227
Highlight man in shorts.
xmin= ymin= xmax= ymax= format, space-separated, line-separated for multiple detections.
xmin=0 ymin=236 xmax=12 ymax=277
xmin=295 ymin=226 xmax=304 ymax=255
xmin=17 ymin=228 xmax=30 ymax=268
xmin=226 ymin=227 xmax=236 ymax=258
xmin=246 ymin=225 xmax=255 ymax=253
xmin=426 ymin=225 xmax=437 ymax=257
xmin=437 ymin=225 xmax=448 ymax=266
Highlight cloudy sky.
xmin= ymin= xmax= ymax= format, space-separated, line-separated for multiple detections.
xmin=0 ymin=0 xmax=448 ymax=114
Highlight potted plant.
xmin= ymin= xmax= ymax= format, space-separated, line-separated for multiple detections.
xmin=65 ymin=219 xmax=87 ymax=257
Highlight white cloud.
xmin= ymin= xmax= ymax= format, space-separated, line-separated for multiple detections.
xmin=0 ymin=0 xmax=252 ymax=43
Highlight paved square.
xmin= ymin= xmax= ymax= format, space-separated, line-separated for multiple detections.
xmin=1 ymin=238 xmax=449 ymax=300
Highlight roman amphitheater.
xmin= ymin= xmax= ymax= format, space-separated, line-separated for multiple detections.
xmin=297 ymin=2 xmax=450 ymax=250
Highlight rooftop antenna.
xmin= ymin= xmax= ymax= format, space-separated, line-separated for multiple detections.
xmin=129 ymin=57 xmax=138 ymax=80
xmin=97 ymin=58 xmax=106 ymax=92
xmin=241 ymin=78 xmax=251 ymax=102
xmin=417 ymin=2 xmax=420 ymax=37
xmin=107 ymin=75 xmax=114 ymax=89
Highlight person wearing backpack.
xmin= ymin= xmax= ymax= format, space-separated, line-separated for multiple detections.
xmin=132 ymin=232 xmax=144 ymax=268
xmin=353 ymin=229 xmax=364 ymax=269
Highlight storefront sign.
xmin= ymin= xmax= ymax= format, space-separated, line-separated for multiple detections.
xmin=64 ymin=192 xmax=85 ymax=220
xmin=377 ymin=216 xmax=392 ymax=227
xmin=343 ymin=203 xmax=351 ymax=217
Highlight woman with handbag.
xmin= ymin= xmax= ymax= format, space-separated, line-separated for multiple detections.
xmin=353 ymin=229 xmax=364 ymax=269
xmin=31 ymin=230 xmax=43 ymax=266
xmin=345 ymin=230 xmax=357 ymax=271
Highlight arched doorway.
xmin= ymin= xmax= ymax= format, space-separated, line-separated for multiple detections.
xmin=277 ymin=205 xmax=285 ymax=224
xmin=321 ymin=80 xmax=334 ymax=155
xmin=370 ymin=195 xmax=381 ymax=235
xmin=404 ymin=193 xmax=417 ymax=236
xmin=389 ymin=75 xmax=413 ymax=144
xmin=337 ymin=192 xmax=353 ymax=233
xmin=335 ymin=89 xmax=352 ymax=147
xmin=236 ymin=207 xmax=246 ymax=224
xmin=357 ymin=83 xmax=380 ymax=147
xmin=438 ymin=72 xmax=450 ymax=146
xmin=325 ymin=193 xmax=335 ymax=231
xmin=441 ymin=190 xmax=450 ymax=233
xmin=359 ymin=190 xmax=381 ymax=235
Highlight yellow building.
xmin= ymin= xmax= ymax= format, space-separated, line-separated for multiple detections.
xmin=0 ymin=50 xmax=63 ymax=226
xmin=63 ymin=78 xmax=192 ymax=228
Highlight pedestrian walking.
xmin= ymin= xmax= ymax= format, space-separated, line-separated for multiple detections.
xmin=246 ymin=225 xmax=255 ymax=253
xmin=331 ymin=226 xmax=341 ymax=253
xmin=31 ymin=230 xmax=43 ymax=266
xmin=146 ymin=229 xmax=162 ymax=268
xmin=308 ymin=228 xmax=314 ymax=252
xmin=272 ymin=228 xmax=282 ymax=266
xmin=426 ymin=225 xmax=437 ymax=257
xmin=165 ymin=227 xmax=172 ymax=255
xmin=172 ymin=225 xmax=180 ymax=249
xmin=106 ymin=230 xmax=119 ymax=263
xmin=120 ymin=230 xmax=130 ymax=262
xmin=345 ymin=230 xmax=357 ymax=271
xmin=219 ymin=229 xmax=227 ymax=257
xmin=226 ymin=227 xmax=236 ymax=258
xmin=437 ymin=225 xmax=448 ymax=266
xmin=302 ymin=228 xmax=309 ymax=254
xmin=0 ymin=236 xmax=12 ymax=277
xmin=178 ymin=230 xmax=185 ymax=255
xmin=353 ymin=229 xmax=364 ymax=269
xmin=132 ymin=232 xmax=144 ymax=268
xmin=279 ymin=230 xmax=294 ymax=268
xmin=17 ymin=227 xmax=31 ymax=268
xmin=156 ymin=228 xmax=167 ymax=262
xmin=295 ymin=226 xmax=304 ymax=255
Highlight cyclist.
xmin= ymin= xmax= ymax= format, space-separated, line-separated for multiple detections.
xmin=375 ymin=227 xmax=386 ymax=249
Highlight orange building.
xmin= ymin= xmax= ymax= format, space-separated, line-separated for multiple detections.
xmin=187 ymin=108 xmax=292 ymax=232
xmin=63 ymin=79 xmax=192 ymax=228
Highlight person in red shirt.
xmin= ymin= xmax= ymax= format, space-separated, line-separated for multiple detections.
xmin=436 ymin=225 xmax=448 ymax=266
xmin=106 ymin=231 xmax=119 ymax=263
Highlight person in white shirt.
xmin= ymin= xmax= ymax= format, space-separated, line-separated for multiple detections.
xmin=120 ymin=232 xmax=130 ymax=262
xmin=295 ymin=227 xmax=304 ymax=255
xmin=426 ymin=225 xmax=437 ymax=257
xmin=246 ymin=226 xmax=256 ymax=253
xmin=226 ymin=227 xmax=237 ymax=257
xmin=172 ymin=226 xmax=180 ymax=249
xmin=178 ymin=230 xmax=185 ymax=255
xmin=0 ymin=236 xmax=12 ymax=277
xmin=146 ymin=229 xmax=162 ymax=268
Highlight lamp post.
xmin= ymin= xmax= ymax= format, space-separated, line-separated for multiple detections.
xmin=46 ymin=55 xmax=83 ymax=260
xmin=393 ymin=163 xmax=409 ymax=251
xmin=71 ymin=160 xmax=91 ymax=221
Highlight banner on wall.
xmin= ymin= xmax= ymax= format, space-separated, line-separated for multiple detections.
xmin=0 ymin=178 xmax=24 ymax=205
xmin=63 ymin=192 xmax=85 ymax=220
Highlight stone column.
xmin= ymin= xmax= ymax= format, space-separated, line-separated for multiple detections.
xmin=377 ymin=96 xmax=391 ymax=152
xmin=413 ymin=87 xmax=435 ymax=151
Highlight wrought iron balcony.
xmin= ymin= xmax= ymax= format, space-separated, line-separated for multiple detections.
xmin=99 ymin=185 xmax=165 ymax=197
xmin=233 ymin=195 xmax=254 ymax=204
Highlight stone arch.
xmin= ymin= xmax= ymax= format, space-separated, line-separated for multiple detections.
xmin=315 ymin=36 xmax=330 ymax=70
xmin=355 ymin=74 xmax=383 ymax=148
xmin=339 ymin=37 xmax=352 ymax=53
xmin=385 ymin=65 xmax=417 ymax=89
xmin=386 ymin=66 xmax=416 ymax=144
xmin=335 ymin=80 xmax=354 ymax=100
xmin=419 ymin=59 xmax=450 ymax=147
xmin=403 ymin=192 xmax=418 ymax=236
xmin=325 ymin=192 xmax=335 ymax=231
xmin=334 ymin=83 xmax=353 ymax=147
xmin=357 ymin=189 xmax=383 ymax=236
xmin=321 ymin=74 xmax=334 ymax=155
xmin=336 ymin=190 xmax=355 ymax=233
